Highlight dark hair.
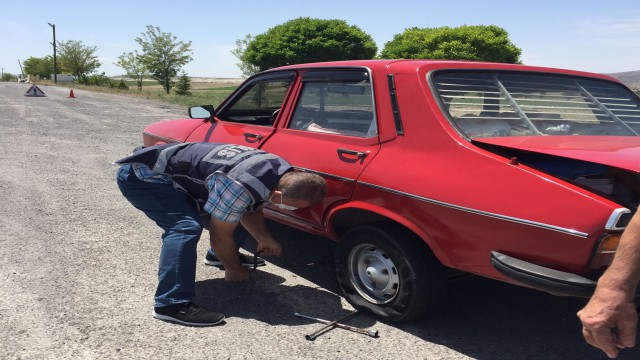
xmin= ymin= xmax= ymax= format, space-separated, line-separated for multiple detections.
xmin=277 ymin=172 xmax=327 ymax=204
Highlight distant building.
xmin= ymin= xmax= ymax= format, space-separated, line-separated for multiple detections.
xmin=53 ymin=74 xmax=74 ymax=83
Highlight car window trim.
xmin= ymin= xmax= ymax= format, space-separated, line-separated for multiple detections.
xmin=387 ymin=74 xmax=405 ymax=135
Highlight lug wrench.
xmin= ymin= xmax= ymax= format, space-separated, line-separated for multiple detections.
xmin=294 ymin=310 xmax=379 ymax=340
xmin=299 ymin=310 xmax=359 ymax=341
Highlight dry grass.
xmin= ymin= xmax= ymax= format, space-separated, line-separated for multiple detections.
xmin=35 ymin=77 xmax=245 ymax=107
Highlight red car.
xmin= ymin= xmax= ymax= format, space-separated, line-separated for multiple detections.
xmin=141 ymin=60 xmax=640 ymax=321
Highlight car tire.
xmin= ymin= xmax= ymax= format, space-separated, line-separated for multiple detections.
xmin=336 ymin=224 xmax=446 ymax=322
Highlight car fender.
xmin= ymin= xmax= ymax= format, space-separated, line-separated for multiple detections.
xmin=325 ymin=200 xmax=452 ymax=267
xmin=143 ymin=118 xmax=206 ymax=147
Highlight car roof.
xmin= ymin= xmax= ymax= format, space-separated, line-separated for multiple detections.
xmin=268 ymin=59 xmax=618 ymax=83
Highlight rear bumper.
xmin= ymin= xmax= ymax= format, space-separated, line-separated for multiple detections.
xmin=490 ymin=251 xmax=596 ymax=298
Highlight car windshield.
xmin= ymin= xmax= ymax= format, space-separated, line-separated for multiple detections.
xmin=432 ymin=71 xmax=640 ymax=138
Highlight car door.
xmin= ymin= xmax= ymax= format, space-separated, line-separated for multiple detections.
xmin=259 ymin=68 xmax=381 ymax=235
xmin=185 ymin=71 xmax=296 ymax=148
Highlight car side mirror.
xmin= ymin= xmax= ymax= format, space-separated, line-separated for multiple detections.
xmin=188 ymin=105 xmax=216 ymax=121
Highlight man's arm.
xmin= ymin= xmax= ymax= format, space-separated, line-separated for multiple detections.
xmin=240 ymin=211 xmax=282 ymax=257
xmin=578 ymin=211 xmax=640 ymax=358
xmin=209 ymin=217 xmax=248 ymax=281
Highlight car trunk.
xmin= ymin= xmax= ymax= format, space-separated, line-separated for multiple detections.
xmin=473 ymin=136 xmax=640 ymax=211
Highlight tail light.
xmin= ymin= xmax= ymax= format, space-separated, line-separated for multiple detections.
xmin=589 ymin=233 xmax=622 ymax=269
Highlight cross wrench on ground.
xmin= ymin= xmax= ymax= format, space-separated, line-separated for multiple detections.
xmin=294 ymin=311 xmax=379 ymax=340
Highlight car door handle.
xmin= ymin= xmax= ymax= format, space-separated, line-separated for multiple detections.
xmin=337 ymin=148 xmax=368 ymax=158
xmin=244 ymin=132 xmax=264 ymax=140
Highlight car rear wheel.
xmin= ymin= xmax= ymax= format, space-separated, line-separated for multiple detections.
xmin=336 ymin=224 xmax=446 ymax=321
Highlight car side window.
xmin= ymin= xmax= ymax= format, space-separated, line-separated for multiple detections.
xmin=217 ymin=74 xmax=293 ymax=126
xmin=289 ymin=70 xmax=377 ymax=137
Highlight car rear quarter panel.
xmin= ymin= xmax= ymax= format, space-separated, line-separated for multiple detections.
xmin=353 ymin=64 xmax=620 ymax=280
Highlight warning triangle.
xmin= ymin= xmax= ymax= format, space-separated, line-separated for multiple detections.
xmin=24 ymin=85 xmax=46 ymax=97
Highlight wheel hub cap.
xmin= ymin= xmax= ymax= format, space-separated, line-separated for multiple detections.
xmin=349 ymin=244 xmax=400 ymax=304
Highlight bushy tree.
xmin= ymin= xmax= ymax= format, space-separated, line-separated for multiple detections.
xmin=136 ymin=25 xmax=193 ymax=94
xmin=22 ymin=56 xmax=54 ymax=79
xmin=78 ymin=72 xmax=112 ymax=86
xmin=173 ymin=72 xmax=192 ymax=96
xmin=57 ymin=40 xmax=102 ymax=78
xmin=1 ymin=73 xmax=17 ymax=82
xmin=115 ymin=51 xmax=148 ymax=91
xmin=242 ymin=17 xmax=377 ymax=72
xmin=77 ymin=73 xmax=129 ymax=90
xmin=116 ymin=79 xmax=129 ymax=90
xmin=380 ymin=25 xmax=522 ymax=63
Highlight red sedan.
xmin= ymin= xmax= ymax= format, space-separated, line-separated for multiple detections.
xmin=140 ymin=59 xmax=640 ymax=321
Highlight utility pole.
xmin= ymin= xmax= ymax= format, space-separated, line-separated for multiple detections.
xmin=48 ymin=22 xmax=57 ymax=83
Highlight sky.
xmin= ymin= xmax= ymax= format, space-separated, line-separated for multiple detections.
xmin=1 ymin=0 xmax=639 ymax=78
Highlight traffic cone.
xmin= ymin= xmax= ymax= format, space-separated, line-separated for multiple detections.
xmin=68 ymin=89 xmax=75 ymax=98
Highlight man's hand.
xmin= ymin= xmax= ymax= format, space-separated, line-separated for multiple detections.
xmin=240 ymin=210 xmax=282 ymax=257
xmin=578 ymin=288 xmax=638 ymax=358
xmin=225 ymin=267 xmax=249 ymax=282
xmin=257 ymin=238 xmax=282 ymax=257
xmin=209 ymin=217 xmax=250 ymax=281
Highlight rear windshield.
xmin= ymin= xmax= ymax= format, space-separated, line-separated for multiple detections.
xmin=432 ymin=71 xmax=640 ymax=138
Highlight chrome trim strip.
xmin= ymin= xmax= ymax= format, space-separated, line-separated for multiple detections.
xmin=263 ymin=208 xmax=325 ymax=232
xmin=605 ymin=208 xmax=631 ymax=231
xmin=359 ymin=182 xmax=589 ymax=238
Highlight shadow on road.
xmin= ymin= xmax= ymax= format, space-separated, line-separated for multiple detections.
xmin=194 ymin=220 xmax=347 ymax=329
xmin=399 ymin=276 xmax=640 ymax=359
xmin=199 ymin=220 xmax=640 ymax=359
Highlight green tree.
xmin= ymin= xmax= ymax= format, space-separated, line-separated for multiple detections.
xmin=115 ymin=51 xmax=148 ymax=91
xmin=380 ymin=25 xmax=522 ymax=63
xmin=243 ymin=17 xmax=377 ymax=72
xmin=136 ymin=25 xmax=193 ymax=94
xmin=22 ymin=56 xmax=54 ymax=79
xmin=173 ymin=72 xmax=192 ymax=96
xmin=57 ymin=40 xmax=102 ymax=78
xmin=1 ymin=73 xmax=17 ymax=82
xmin=231 ymin=34 xmax=261 ymax=78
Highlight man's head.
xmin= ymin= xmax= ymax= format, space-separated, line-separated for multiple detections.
xmin=274 ymin=172 xmax=327 ymax=209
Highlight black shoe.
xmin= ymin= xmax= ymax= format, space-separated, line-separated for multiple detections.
xmin=204 ymin=251 xmax=266 ymax=269
xmin=153 ymin=302 xmax=224 ymax=326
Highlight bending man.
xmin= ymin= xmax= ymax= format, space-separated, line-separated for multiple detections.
xmin=115 ymin=142 xmax=326 ymax=326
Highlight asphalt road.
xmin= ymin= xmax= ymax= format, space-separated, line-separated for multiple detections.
xmin=0 ymin=82 xmax=637 ymax=360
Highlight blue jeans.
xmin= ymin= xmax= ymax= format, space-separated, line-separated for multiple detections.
xmin=116 ymin=164 xmax=204 ymax=308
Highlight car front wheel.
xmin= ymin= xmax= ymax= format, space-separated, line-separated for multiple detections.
xmin=335 ymin=224 xmax=446 ymax=321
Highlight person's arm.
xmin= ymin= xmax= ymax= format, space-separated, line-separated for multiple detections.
xmin=239 ymin=210 xmax=282 ymax=257
xmin=209 ymin=217 xmax=248 ymax=281
xmin=578 ymin=211 xmax=640 ymax=358
xmin=204 ymin=175 xmax=256 ymax=281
